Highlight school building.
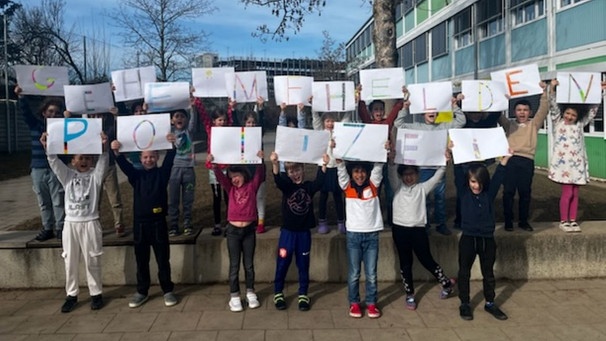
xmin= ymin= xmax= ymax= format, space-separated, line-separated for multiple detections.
xmin=346 ymin=0 xmax=606 ymax=179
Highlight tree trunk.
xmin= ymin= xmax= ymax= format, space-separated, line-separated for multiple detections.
xmin=372 ymin=0 xmax=397 ymax=68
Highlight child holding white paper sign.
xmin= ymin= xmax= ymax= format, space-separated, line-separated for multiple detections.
xmin=311 ymin=98 xmax=350 ymax=234
xmin=242 ymin=97 xmax=267 ymax=234
xmin=207 ymin=152 xmax=264 ymax=312
xmin=40 ymin=131 xmax=108 ymax=313
xmin=394 ymin=91 xmax=466 ymax=236
xmin=168 ymin=106 xmax=196 ymax=236
xmin=547 ymin=79 xmax=605 ymax=233
xmin=15 ymin=85 xmax=66 ymax=242
xmin=192 ymin=96 xmax=234 ymax=236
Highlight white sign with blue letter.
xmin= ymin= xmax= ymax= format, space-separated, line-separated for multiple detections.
xmin=46 ymin=118 xmax=103 ymax=155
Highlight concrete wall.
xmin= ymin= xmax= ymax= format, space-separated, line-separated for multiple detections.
xmin=2 ymin=221 xmax=606 ymax=289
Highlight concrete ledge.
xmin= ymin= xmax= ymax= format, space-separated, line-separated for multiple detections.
xmin=1 ymin=221 xmax=605 ymax=288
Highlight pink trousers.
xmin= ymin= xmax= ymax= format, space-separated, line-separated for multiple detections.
xmin=559 ymin=184 xmax=579 ymax=222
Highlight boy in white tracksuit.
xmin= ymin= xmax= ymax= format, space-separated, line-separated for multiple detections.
xmin=42 ymin=132 xmax=108 ymax=313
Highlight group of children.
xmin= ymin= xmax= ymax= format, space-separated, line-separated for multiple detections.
xmin=16 ymin=79 xmax=605 ymax=320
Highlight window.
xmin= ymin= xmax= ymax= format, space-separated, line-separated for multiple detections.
xmin=402 ymin=42 xmax=413 ymax=69
xmin=414 ymin=33 xmax=427 ymax=64
xmin=431 ymin=21 xmax=448 ymax=57
xmin=477 ymin=0 xmax=503 ymax=39
xmin=403 ymin=0 xmax=415 ymax=14
xmin=395 ymin=2 xmax=403 ymax=20
xmin=454 ymin=7 xmax=473 ymax=49
xmin=560 ymin=0 xmax=588 ymax=8
xmin=511 ymin=0 xmax=545 ymax=26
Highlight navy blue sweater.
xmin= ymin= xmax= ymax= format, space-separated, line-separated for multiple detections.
xmin=19 ymin=98 xmax=50 ymax=169
xmin=459 ymin=164 xmax=505 ymax=238
xmin=273 ymin=171 xmax=324 ymax=232
xmin=116 ymin=149 xmax=175 ymax=222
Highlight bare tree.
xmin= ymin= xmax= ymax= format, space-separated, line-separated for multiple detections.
xmin=315 ymin=30 xmax=346 ymax=81
xmin=241 ymin=0 xmax=396 ymax=68
xmin=11 ymin=0 xmax=89 ymax=83
xmin=109 ymin=0 xmax=215 ymax=81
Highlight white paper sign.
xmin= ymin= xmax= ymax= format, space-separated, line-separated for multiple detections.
xmin=111 ymin=66 xmax=157 ymax=102
xmin=274 ymin=126 xmax=330 ymax=164
xmin=408 ymin=81 xmax=453 ymax=114
xmin=312 ymin=81 xmax=356 ymax=112
xmin=556 ymin=72 xmax=602 ymax=104
xmin=359 ymin=68 xmax=405 ymax=101
xmin=490 ymin=64 xmax=543 ymax=99
xmin=210 ymin=127 xmax=263 ymax=164
xmin=394 ymin=129 xmax=447 ymax=166
xmin=144 ymin=82 xmax=190 ymax=113
xmin=449 ymin=127 xmax=509 ymax=164
xmin=116 ymin=114 xmax=172 ymax=152
xmin=225 ymin=71 xmax=269 ymax=103
xmin=274 ymin=76 xmax=313 ymax=106
xmin=46 ymin=118 xmax=103 ymax=155
xmin=64 ymin=83 xmax=115 ymax=114
xmin=14 ymin=65 xmax=69 ymax=96
xmin=332 ymin=122 xmax=388 ymax=162
xmin=192 ymin=67 xmax=234 ymax=98
xmin=461 ymin=80 xmax=509 ymax=112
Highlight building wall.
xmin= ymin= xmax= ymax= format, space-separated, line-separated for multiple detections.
xmin=346 ymin=0 xmax=606 ymax=179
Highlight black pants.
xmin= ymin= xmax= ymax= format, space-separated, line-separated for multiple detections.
xmin=392 ymin=225 xmax=449 ymax=295
xmin=211 ymin=184 xmax=228 ymax=225
xmin=318 ymin=167 xmax=345 ymax=221
xmin=133 ymin=219 xmax=174 ymax=296
xmin=226 ymin=223 xmax=256 ymax=294
xmin=503 ymin=156 xmax=534 ymax=225
xmin=457 ymin=234 xmax=496 ymax=304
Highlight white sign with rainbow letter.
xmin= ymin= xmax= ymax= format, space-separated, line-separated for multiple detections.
xmin=14 ymin=65 xmax=69 ymax=97
xmin=117 ymin=114 xmax=172 ymax=152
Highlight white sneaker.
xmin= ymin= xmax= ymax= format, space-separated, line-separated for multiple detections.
xmin=246 ymin=292 xmax=260 ymax=309
xmin=229 ymin=297 xmax=243 ymax=312
xmin=569 ymin=221 xmax=582 ymax=233
xmin=559 ymin=221 xmax=572 ymax=232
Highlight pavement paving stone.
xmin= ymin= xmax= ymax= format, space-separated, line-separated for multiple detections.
xmin=149 ymin=311 xmax=200 ymax=332
xmin=56 ymin=313 xmax=115 ymax=333
xmin=196 ymin=310 xmax=243 ymax=330
xmin=2 ymin=280 xmax=606 ymax=339
xmin=103 ymin=312 xmax=158 ymax=333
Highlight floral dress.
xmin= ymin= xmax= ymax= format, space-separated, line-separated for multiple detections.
xmin=547 ymin=96 xmax=596 ymax=185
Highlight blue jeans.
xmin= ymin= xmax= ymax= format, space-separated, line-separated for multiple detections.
xmin=419 ymin=168 xmax=446 ymax=226
xmin=346 ymin=231 xmax=379 ymax=305
xmin=31 ymin=168 xmax=65 ymax=232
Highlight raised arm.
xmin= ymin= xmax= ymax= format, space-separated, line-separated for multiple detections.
xmin=531 ymin=82 xmax=549 ymax=129
xmin=420 ymin=166 xmax=446 ymax=193
xmin=387 ymin=163 xmax=402 ymax=193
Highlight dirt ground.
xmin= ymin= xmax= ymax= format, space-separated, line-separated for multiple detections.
xmin=8 ymin=161 xmax=606 ymax=232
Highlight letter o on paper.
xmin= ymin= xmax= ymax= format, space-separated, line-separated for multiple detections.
xmin=133 ymin=119 xmax=156 ymax=150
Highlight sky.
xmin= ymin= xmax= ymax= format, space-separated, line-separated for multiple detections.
xmin=20 ymin=0 xmax=372 ymax=68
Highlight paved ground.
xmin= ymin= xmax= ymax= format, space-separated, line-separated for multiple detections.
xmin=1 ymin=279 xmax=606 ymax=340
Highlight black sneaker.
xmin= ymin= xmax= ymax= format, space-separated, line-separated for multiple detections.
xmin=504 ymin=222 xmax=514 ymax=231
xmin=211 ymin=227 xmax=222 ymax=236
xmin=91 ymin=294 xmax=103 ymax=310
xmin=298 ymin=295 xmax=310 ymax=311
xmin=484 ymin=303 xmax=508 ymax=320
xmin=35 ymin=229 xmax=55 ymax=242
xmin=518 ymin=222 xmax=534 ymax=232
xmin=168 ymin=228 xmax=180 ymax=237
xmin=61 ymin=295 xmax=78 ymax=313
xmin=273 ymin=293 xmax=286 ymax=310
xmin=459 ymin=303 xmax=473 ymax=320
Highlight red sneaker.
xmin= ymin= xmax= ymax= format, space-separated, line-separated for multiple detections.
xmin=349 ymin=303 xmax=362 ymax=318
xmin=367 ymin=304 xmax=381 ymax=319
